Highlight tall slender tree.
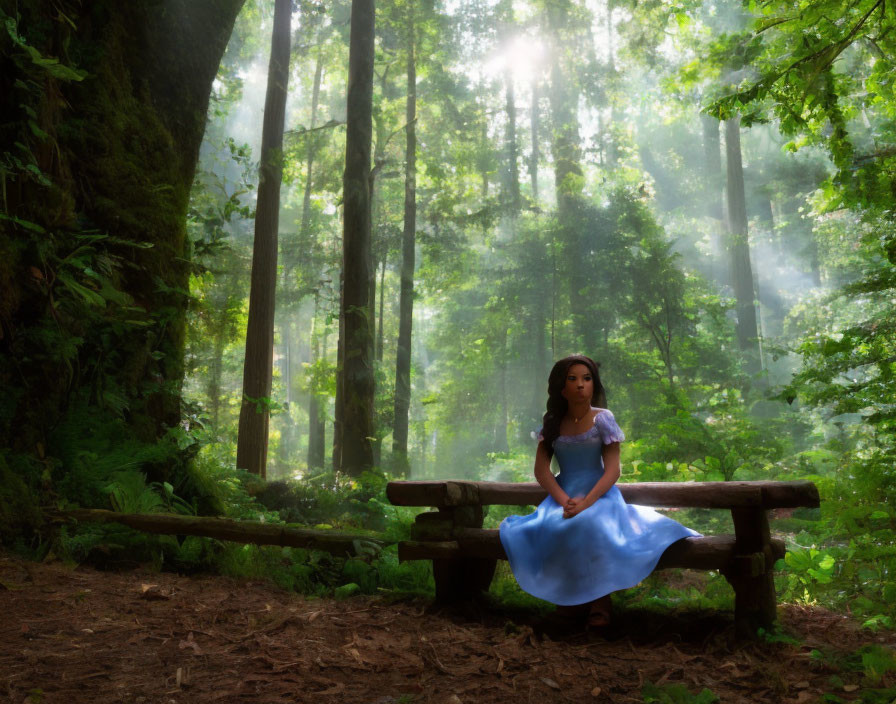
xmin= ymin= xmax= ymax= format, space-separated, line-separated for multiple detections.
xmin=393 ymin=0 xmax=418 ymax=473
xmin=337 ymin=0 xmax=376 ymax=476
xmin=304 ymin=45 xmax=327 ymax=471
xmin=724 ymin=116 xmax=761 ymax=375
xmin=503 ymin=52 xmax=521 ymax=212
xmin=529 ymin=75 xmax=540 ymax=203
xmin=236 ymin=0 xmax=292 ymax=478
xmin=701 ymin=113 xmax=725 ymax=282
xmin=546 ymin=8 xmax=584 ymax=218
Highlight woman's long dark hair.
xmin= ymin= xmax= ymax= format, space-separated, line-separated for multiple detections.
xmin=541 ymin=354 xmax=607 ymax=458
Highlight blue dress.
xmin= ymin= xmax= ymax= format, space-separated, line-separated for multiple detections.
xmin=498 ymin=409 xmax=701 ymax=606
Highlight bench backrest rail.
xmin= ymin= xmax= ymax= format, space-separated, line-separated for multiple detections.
xmin=386 ymin=479 xmax=820 ymax=510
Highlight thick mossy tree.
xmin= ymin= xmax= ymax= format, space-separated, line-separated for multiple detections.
xmin=0 ymin=0 xmax=244 ymax=532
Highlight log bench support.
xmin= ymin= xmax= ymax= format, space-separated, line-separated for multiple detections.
xmin=390 ymin=480 xmax=819 ymax=636
xmin=723 ymin=507 xmax=777 ymax=634
xmin=434 ymin=507 xmax=496 ymax=601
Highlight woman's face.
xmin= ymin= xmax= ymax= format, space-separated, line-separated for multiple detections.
xmin=561 ymin=363 xmax=594 ymax=405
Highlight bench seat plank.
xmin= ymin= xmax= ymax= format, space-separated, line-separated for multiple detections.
xmin=387 ymin=480 xmax=819 ymax=510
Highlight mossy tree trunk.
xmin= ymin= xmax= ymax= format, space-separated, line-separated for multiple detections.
xmin=337 ymin=0 xmax=376 ymax=476
xmin=0 ymin=0 xmax=244 ymax=480
xmin=236 ymin=0 xmax=292 ymax=479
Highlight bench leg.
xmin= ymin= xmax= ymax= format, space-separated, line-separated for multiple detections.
xmin=725 ymin=507 xmax=777 ymax=635
xmin=723 ymin=568 xmax=776 ymax=635
xmin=429 ymin=505 xmax=496 ymax=602
xmin=433 ymin=557 xmax=497 ymax=602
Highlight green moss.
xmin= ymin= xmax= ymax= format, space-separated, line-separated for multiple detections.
xmin=2 ymin=0 xmax=244 ymax=541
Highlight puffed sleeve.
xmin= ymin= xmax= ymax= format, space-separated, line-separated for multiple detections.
xmin=532 ymin=427 xmax=544 ymax=443
xmin=595 ymin=410 xmax=625 ymax=444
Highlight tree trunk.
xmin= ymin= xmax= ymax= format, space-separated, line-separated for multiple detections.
xmin=530 ymin=76 xmax=540 ymax=203
xmin=337 ymin=0 xmax=376 ymax=476
xmin=757 ymin=196 xmax=774 ymax=232
xmin=307 ymin=294 xmax=326 ymax=470
xmin=376 ymin=258 xmax=386 ymax=362
xmin=504 ymin=64 xmax=521 ymax=215
xmin=393 ymin=5 xmax=417 ymax=475
xmin=369 ymin=252 xmax=379 ymax=467
xmin=724 ymin=116 xmax=761 ymax=374
xmin=367 ymin=67 xmax=388 ymax=471
xmin=275 ymin=317 xmax=296 ymax=471
xmin=479 ymin=116 xmax=490 ymax=199
xmin=302 ymin=47 xmax=325 ymax=471
xmin=0 ymin=0 xmax=245 ymax=466
xmin=547 ymin=42 xmax=583 ymax=216
xmin=701 ymin=114 xmax=725 ymax=282
xmin=531 ymin=292 xmax=547 ymax=425
xmin=301 ymin=46 xmax=324 ymax=237
xmin=208 ymin=328 xmax=226 ymax=431
xmin=236 ymin=0 xmax=292 ymax=478
xmin=495 ymin=326 xmax=509 ymax=453
xmin=333 ymin=270 xmax=344 ymax=472
xmin=546 ymin=3 xmax=587 ymax=354
xmin=62 ymin=509 xmax=382 ymax=556
xmin=604 ymin=0 xmax=618 ymax=169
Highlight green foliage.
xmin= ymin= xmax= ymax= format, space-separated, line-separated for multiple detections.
xmin=615 ymin=570 xmax=734 ymax=615
xmin=811 ymin=644 xmax=896 ymax=685
xmin=253 ymin=470 xmax=397 ymax=532
xmin=104 ymin=471 xmax=195 ymax=516
xmin=642 ymin=681 xmax=719 ymax=704
xmin=783 ymin=547 xmax=836 ymax=587
xmin=859 ymin=646 xmax=896 ymax=684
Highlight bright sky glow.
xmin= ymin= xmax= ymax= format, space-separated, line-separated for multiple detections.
xmin=483 ymin=36 xmax=545 ymax=85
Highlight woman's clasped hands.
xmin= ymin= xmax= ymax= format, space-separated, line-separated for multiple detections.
xmin=562 ymin=495 xmax=591 ymax=519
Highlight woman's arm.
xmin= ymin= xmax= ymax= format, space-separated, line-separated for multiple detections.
xmin=533 ymin=440 xmax=570 ymax=507
xmin=564 ymin=442 xmax=621 ymax=518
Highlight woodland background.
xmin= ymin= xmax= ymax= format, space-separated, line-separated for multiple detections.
xmin=1 ymin=0 xmax=896 ymax=673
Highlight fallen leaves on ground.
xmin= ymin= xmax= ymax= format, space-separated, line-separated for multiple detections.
xmin=1 ymin=552 xmax=893 ymax=703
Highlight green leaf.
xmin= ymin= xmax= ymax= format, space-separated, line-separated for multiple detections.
xmin=0 ymin=212 xmax=45 ymax=233
xmin=22 ymin=45 xmax=87 ymax=81
xmin=27 ymin=120 xmax=49 ymax=140
xmin=57 ymin=273 xmax=106 ymax=307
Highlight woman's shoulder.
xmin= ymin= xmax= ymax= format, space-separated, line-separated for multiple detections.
xmin=593 ymin=408 xmax=625 ymax=444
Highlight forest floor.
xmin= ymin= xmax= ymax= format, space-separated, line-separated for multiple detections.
xmin=1 ymin=551 xmax=894 ymax=704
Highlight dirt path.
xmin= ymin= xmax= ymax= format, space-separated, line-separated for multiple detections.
xmin=1 ymin=552 xmax=892 ymax=703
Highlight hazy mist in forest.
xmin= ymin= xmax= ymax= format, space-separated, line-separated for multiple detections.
xmin=185 ymin=0 xmax=846 ymax=481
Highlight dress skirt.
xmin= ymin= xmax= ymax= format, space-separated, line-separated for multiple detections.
xmin=499 ymin=410 xmax=701 ymax=606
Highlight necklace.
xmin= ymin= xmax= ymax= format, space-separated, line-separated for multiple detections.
xmin=572 ymin=409 xmax=589 ymax=424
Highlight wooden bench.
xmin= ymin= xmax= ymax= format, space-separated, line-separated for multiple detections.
xmin=386 ymin=479 xmax=820 ymax=634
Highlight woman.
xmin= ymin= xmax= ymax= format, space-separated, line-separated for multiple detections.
xmin=499 ymin=354 xmax=700 ymax=627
